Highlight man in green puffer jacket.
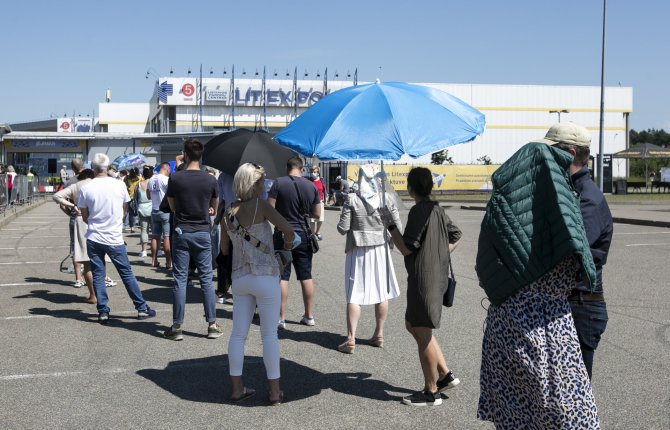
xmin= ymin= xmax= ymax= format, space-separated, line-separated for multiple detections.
xmin=476 ymin=141 xmax=596 ymax=306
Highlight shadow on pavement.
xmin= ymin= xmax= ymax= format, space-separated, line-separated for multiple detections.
xmin=137 ymin=355 xmax=412 ymax=405
xmin=24 ymin=277 xmax=73 ymax=287
xmin=278 ymin=328 xmax=347 ymax=351
xmin=27 ymin=306 xmax=166 ymax=338
xmin=15 ymin=289 xmax=89 ymax=304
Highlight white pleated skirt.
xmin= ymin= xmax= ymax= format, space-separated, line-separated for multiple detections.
xmin=344 ymin=244 xmax=400 ymax=305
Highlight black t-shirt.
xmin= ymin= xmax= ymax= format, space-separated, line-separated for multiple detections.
xmin=268 ymin=175 xmax=319 ymax=232
xmin=165 ymin=169 xmax=218 ymax=233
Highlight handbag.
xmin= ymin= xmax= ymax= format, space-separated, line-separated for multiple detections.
xmin=128 ymin=184 xmax=139 ymax=217
xmin=442 ymin=259 xmax=457 ymax=307
xmin=288 ymin=176 xmax=319 ymax=254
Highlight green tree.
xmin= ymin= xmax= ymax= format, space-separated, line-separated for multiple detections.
xmin=477 ymin=155 xmax=492 ymax=165
xmin=431 ymin=149 xmax=454 ymax=165
xmin=627 ymin=128 xmax=670 ymax=178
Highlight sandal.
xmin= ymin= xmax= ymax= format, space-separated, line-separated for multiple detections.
xmin=337 ymin=339 xmax=356 ymax=354
xmin=369 ymin=336 xmax=384 ymax=348
xmin=269 ymin=390 xmax=284 ymax=406
xmin=230 ymin=387 xmax=255 ymax=403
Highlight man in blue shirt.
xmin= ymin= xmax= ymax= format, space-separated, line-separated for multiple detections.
xmin=539 ymin=122 xmax=613 ymax=379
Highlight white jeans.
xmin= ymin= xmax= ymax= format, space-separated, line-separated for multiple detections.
xmin=228 ymin=274 xmax=281 ymax=380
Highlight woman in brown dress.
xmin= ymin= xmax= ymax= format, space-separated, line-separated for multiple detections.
xmin=384 ymin=167 xmax=462 ymax=407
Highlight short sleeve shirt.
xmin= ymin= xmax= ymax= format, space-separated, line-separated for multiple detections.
xmin=147 ymin=174 xmax=169 ymax=210
xmin=165 ymin=170 xmax=218 ymax=233
xmin=78 ymin=177 xmax=129 ymax=246
xmin=268 ymin=175 xmax=319 ymax=232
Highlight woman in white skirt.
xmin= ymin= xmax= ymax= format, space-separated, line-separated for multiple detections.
xmin=336 ymin=165 xmax=402 ymax=354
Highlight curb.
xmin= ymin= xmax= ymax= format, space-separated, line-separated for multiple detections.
xmin=458 ymin=204 xmax=670 ymax=228
xmin=0 ymin=199 xmax=48 ymax=229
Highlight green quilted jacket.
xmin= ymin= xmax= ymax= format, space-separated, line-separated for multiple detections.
xmin=476 ymin=141 xmax=596 ymax=306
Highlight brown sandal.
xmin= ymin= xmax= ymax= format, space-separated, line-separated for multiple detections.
xmin=338 ymin=339 xmax=356 ymax=354
xmin=230 ymin=387 xmax=255 ymax=403
xmin=269 ymin=390 xmax=284 ymax=406
xmin=369 ymin=336 xmax=384 ymax=348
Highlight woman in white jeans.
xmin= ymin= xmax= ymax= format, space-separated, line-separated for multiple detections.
xmin=220 ymin=163 xmax=295 ymax=405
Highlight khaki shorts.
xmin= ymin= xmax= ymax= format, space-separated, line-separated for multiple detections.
xmin=310 ymin=202 xmax=325 ymax=223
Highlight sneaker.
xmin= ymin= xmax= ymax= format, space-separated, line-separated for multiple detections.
xmin=73 ymin=280 xmax=85 ymax=288
xmin=98 ymin=312 xmax=109 ymax=325
xmin=216 ymin=296 xmax=225 ymax=304
xmin=402 ymin=390 xmax=442 ymax=407
xmin=316 ymin=234 xmax=323 ymax=240
xmin=164 ymin=326 xmax=183 ymax=341
xmin=436 ymin=371 xmax=460 ymax=392
xmin=105 ymin=277 xmax=117 ymax=287
xmin=278 ymin=320 xmax=286 ymax=330
xmin=207 ymin=324 xmax=223 ymax=339
xmin=300 ymin=316 xmax=315 ymax=326
xmin=138 ymin=306 xmax=156 ymax=320
xmin=124 ymin=226 xmax=131 ymax=231
xmin=139 ymin=250 xmax=147 ymax=258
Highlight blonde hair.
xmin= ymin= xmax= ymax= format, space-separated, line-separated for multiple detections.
xmin=310 ymin=165 xmax=320 ymax=173
xmin=233 ymin=163 xmax=265 ymax=201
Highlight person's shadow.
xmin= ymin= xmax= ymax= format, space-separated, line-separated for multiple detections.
xmin=24 ymin=276 xmax=73 ymax=287
xmin=137 ymin=355 xmax=413 ymax=406
xmin=15 ymin=289 xmax=84 ymax=305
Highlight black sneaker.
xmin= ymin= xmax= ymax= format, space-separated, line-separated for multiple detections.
xmin=98 ymin=312 xmax=109 ymax=325
xmin=436 ymin=371 xmax=460 ymax=392
xmin=138 ymin=306 xmax=156 ymax=320
xmin=402 ymin=390 xmax=442 ymax=406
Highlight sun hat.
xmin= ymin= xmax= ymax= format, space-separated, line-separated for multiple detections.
xmin=535 ymin=122 xmax=591 ymax=148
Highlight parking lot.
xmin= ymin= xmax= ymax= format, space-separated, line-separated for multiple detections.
xmin=1 ymin=202 xmax=668 ymax=429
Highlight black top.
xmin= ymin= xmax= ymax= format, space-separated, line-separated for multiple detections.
xmin=572 ymin=166 xmax=613 ymax=294
xmin=268 ymin=175 xmax=319 ymax=232
xmin=165 ymin=170 xmax=218 ymax=234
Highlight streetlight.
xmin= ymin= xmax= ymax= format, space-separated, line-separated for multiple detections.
xmin=549 ymin=109 xmax=570 ymax=123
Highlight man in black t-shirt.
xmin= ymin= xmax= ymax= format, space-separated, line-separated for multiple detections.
xmin=268 ymin=156 xmax=321 ymax=329
xmin=164 ymin=139 xmax=222 ymax=341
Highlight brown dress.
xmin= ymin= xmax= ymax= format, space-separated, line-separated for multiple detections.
xmin=402 ymin=200 xmax=462 ymax=328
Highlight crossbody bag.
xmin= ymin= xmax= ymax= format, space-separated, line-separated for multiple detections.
xmin=288 ymin=176 xmax=319 ymax=254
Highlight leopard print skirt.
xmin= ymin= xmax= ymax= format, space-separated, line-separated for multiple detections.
xmin=478 ymin=257 xmax=600 ymax=429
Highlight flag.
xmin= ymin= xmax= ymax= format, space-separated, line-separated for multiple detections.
xmin=157 ymin=81 xmax=173 ymax=102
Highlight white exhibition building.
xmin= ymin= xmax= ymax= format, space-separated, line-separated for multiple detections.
xmin=2 ymin=74 xmax=632 ymax=182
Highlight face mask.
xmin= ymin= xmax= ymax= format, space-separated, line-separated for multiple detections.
xmin=310 ymin=172 xmax=318 ymax=178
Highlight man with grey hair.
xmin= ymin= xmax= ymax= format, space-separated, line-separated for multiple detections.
xmin=78 ymin=153 xmax=156 ymax=324
xmin=538 ymin=122 xmax=613 ymax=379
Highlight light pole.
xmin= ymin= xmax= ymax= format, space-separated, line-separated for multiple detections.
xmin=597 ymin=0 xmax=607 ymax=191
xmin=549 ymin=109 xmax=570 ymax=123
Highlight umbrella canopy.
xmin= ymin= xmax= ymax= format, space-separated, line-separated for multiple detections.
xmin=274 ymin=81 xmax=486 ymax=160
xmin=112 ymin=153 xmax=147 ymax=171
xmin=202 ymin=129 xmax=297 ymax=179
xmin=153 ymin=160 xmax=176 ymax=174
xmin=612 ymin=142 xmax=670 ymax=159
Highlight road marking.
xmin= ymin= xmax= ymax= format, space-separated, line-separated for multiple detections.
xmin=0 ymin=282 xmax=47 ymax=287
xmin=0 ymin=261 xmax=62 ymax=265
xmin=625 ymin=243 xmax=670 ymax=247
xmin=1 ymin=228 xmax=68 ymax=231
xmin=2 ymin=236 xmax=69 ymax=239
xmin=1 ymin=371 xmax=85 ymax=381
xmin=616 ymin=232 xmax=670 ymax=235
xmin=0 ymin=246 xmax=69 ymax=250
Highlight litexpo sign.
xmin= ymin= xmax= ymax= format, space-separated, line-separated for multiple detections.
xmin=205 ymin=88 xmax=328 ymax=106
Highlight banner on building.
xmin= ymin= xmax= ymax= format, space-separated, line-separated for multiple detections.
xmin=346 ymin=164 xmax=500 ymax=192
xmin=57 ymin=118 xmax=93 ymax=133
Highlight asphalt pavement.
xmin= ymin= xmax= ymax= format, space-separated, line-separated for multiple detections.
xmin=1 ymin=201 xmax=668 ymax=429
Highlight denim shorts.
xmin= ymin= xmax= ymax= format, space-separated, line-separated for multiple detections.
xmin=151 ymin=210 xmax=170 ymax=237
xmin=274 ymin=230 xmax=312 ymax=281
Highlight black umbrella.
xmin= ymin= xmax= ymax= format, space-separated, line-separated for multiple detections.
xmin=202 ymin=129 xmax=297 ymax=179
xmin=613 ymin=142 xmax=670 ymax=190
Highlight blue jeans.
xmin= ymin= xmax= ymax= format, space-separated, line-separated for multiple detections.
xmin=172 ymin=231 xmax=217 ymax=325
xmin=569 ymin=299 xmax=608 ymax=379
xmin=87 ymin=239 xmax=148 ymax=314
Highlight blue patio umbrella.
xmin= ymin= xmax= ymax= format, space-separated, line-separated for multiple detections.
xmin=112 ymin=153 xmax=147 ymax=171
xmin=274 ymin=81 xmax=485 ymax=160
xmin=275 ymin=81 xmax=485 ymax=293
xmin=154 ymin=161 xmax=177 ymax=174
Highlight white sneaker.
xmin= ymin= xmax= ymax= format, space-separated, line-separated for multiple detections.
xmin=139 ymin=250 xmax=147 ymax=257
xmin=73 ymin=280 xmax=85 ymax=288
xmin=300 ymin=316 xmax=315 ymax=326
xmin=216 ymin=296 xmax=225 ymax=304
xmin=105 ymin=277 xmax=117 ymax=287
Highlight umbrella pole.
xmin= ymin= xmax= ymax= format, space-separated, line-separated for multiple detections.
xmin=380 ymin=160 xmax=391 ymax=294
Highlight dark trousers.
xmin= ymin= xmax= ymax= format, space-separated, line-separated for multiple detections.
xmin=569 ymin=299 xmax=608 ymax=379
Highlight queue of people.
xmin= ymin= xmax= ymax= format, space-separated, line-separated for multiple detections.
xmin=49 ymin=123 xmax=610 ymax=427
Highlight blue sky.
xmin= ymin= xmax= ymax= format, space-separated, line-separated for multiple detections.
xmin=1 ymin=0 xmax=667 ymax=131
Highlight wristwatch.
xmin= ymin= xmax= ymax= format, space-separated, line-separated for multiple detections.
xmin=387 ymin=224 xmax=397 ymax=232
